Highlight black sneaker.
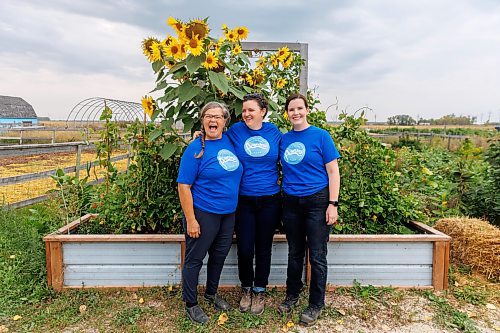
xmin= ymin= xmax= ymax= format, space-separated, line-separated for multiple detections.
xmin=277 ymin=294 xmax=299 ymax=314
xmin=185 ymin=304 xmax=209 ymax=324
xmin=204 ymin=293 xmax=231 ymax=311
xmin=299 ymin=306 xmax=322 ymax=326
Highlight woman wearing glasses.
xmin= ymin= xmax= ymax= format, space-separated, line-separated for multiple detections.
xmin=277 ymin=93 xmax=341 ymax=326
xmin=226 ymin=93 xmax=282 ymax=315
xmin=177 ymin=102 xmax=243 ymax=324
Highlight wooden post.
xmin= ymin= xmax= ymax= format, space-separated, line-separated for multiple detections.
xmin=19 ymin=130 xmax=23 ymax=145
xmin=52 ymin=130 xmax=56 ymax=144
xmin=48 ymin=241 xmax=64 ymax=291
xmin=180 ymin=241 xmax=185 ymax=270
xmin=447 ymin=136 xmax=452 ymax=150
xmin=432 ymin=241 xmax=446 ymax=291
xmin=127 ymin=144 xmax=132 ymax=168
xmin=443 ymin=241 xmax=450 ymax=289
xmin=76 ymin=145 xmax=82 ymax=179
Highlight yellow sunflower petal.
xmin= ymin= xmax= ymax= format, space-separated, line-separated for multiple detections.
xmin=235 ymin=26 xmax=249 ymax=40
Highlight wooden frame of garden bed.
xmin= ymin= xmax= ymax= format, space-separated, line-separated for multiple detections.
xmin=44 ymin=214 xmax=450 ymax=292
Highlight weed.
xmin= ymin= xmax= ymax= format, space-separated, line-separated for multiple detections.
xmin=423 ymin=291 xmax=479 ymax=333
xmin=453 ymin=286 xmax=487 ymax=306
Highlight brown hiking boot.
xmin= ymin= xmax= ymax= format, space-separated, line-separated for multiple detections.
xmin=239 ymin=288 xmax=252 ymax=312
xmin=250 ymin=292 xmax=265 ymax=315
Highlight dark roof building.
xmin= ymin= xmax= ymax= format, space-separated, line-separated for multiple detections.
xmin=0 ymin=95 xmax=38 ymax=125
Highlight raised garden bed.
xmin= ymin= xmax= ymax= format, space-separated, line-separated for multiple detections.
xmin=44 ymin=214 xmax=450 ymax=291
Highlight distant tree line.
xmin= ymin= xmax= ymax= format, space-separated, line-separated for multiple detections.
xmin=387 ymin=114 xmax=477 ymax=126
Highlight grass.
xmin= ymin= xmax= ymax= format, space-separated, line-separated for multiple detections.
xmin=1 ymin=202 xmax=498 ymax=332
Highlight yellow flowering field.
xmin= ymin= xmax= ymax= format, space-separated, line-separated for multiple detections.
xmin=0 ymin=151 xmax=128 ymax=204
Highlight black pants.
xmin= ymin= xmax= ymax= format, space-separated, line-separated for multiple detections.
xmin=182 ymin=208 xmax=235 ymax=304
xmin=282 ymin=186 xmax=331 ymax=308
xmin=235 ymin=193 xmax=281 ymax=289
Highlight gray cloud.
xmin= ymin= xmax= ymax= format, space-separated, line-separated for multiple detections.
xmin=1 ymin=0 xmax=499 ymax=121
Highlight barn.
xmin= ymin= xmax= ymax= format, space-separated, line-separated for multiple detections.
xmin=0 ymin=95 xmax=38 ymax=126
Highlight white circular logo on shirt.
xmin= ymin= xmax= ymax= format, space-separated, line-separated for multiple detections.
xmin=244 ymin=136 xmax=270 ymax=157
xmin=217 ymin=149 xmax=240 ymax=171
xmin=283 ymin=142 xmax=306 ymax=165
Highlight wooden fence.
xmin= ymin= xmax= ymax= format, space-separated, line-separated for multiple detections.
xmin=0 ymin=142 xmax=130 ymax=208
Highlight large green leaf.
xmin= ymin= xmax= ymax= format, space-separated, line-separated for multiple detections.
xmin=233 ymin=99 xmax=243 ymax=116
xmin=159 ymin=86 xmax=179 ymax=103
xmin=168 ymin=61 xmax=185 ymax=74
xmin=237 ymin=53 xmax=250 ymax=65
xmin=186 ymin=54 xmax=205 ymax=74
xmin=228 ymin=85 xmax=245 ymax=99
xmin=182 ymin=117 xmax=194 ymax=133
xmin=219 ymin=59 xmax=237 ymax=73
xmin=148 ymin=128 xmax=163 ymax=141
xmin=268 ymin=99 xmax=280 ymax=113
xmin=161 ymin=118 xmax=174 ymax=130
xmin=208 ymin=71 xmax=229 ymax=94
xmin=149 ymin=81 xmax=169 ymax=93
xmin=159 ymin=143 xmax=178 ymax=160
xmin=178 ymin=81 xmax=202 ymax=103
xmin=152 ymin=61 xmax=164 ymax=73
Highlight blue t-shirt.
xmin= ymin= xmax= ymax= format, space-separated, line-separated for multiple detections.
xmin=226 ymin=121 xmax=281 ymax=196
xmin=177 ymin=134 xmax=243 ymax=214
xmin=280 ymin=126 xmax=340 ymax=196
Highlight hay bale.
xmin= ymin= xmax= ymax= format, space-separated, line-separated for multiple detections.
xmin=434 ymin=217 xmax=499 ymax=281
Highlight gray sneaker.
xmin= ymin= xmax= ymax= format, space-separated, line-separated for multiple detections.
xmin=186 ymin=304 xmax=209 ymax=324
xmin=299 ymin=306 xmax=322 ymax=326
xmin=204 ymin=293 xmax=231 ymax=311
xmin=239 ymin=288 xmax=252 ymax=312
xmin=250 ymin=292 xmax=265 ymax=315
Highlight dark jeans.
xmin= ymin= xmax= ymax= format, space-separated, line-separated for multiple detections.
xmin=182 ymin=208 xmax=235 ymax=304
xmin=282 ymin=186 xmax=331 ymax=308
xmin=235 ymin=193 xmax=281 ymax=290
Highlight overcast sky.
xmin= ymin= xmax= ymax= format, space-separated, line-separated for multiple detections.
xmin=1 ymin=0 xmax=499 ymax=123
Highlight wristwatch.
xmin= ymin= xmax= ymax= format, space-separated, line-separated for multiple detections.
xmin=329 ymin=200 xmax=339 ymax=207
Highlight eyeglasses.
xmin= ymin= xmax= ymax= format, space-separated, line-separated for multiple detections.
xmin=203 ymin=114 xmax=224 ymax=120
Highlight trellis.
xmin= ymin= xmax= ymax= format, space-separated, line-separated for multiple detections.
xmin=66 ymin=97 xmax=145 ymax=127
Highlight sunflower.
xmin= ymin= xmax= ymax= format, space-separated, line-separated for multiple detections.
xmin=165 ymin=38 xmax=184 ymax=60
xmin=235 ymin=26 xmax=249 ymax=40
xmin=167 ymin=17 xmax=184 ymax=36
xmin=282 ymin=53 xmax=293 ymax=68
xmin=232 ymin=44 xmax=242 ymax=55
xmin=151 ymin=41 xmax=163 ymax=62
xmin=221 ymin=23 xmax=228 ymax=31
xmin=244 ymin=73 xmax=254 ymax=86
xmin=277 ymin=46 xmax=290 ymax=61
xmin=275 ymin=78 xmax=287 ymax=89
xmin=256 ymin=56 xmax=266 ymax=69
xmin=184 ymin=19 xmax=209 ymax=39
xmin=202 ymin=52 xmax=219 ymax=70
xmin=141 ymin=96 xmax=155 ymax=118
xmin=270 ymin=54 xmax=279 ymax=68
xmin=225 ymin=29 xmax=238 ymax=43
xmin=253 ymin=69 xmax=265 ymax=85
xmin=142 ymin=37 xmax=161 ymax=62
xmin=165 ymin=59 xmax=176 ymax=69
xmin=185 ymin=35 xmax=204 ymax=56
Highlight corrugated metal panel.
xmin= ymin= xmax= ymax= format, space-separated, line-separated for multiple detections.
xmin=327 ymin=242 xmax=433 ymax=286
xmin=63 ymin=242 xmax=181 ymax=287
xmin=328 ymin=242 xmax=433 ymax=264
xmin=199 ymin=243 xmax=305 ymax=286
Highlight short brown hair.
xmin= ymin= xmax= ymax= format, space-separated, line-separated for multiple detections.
xmin=285 ymin=93 xmax=309 ymax=111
